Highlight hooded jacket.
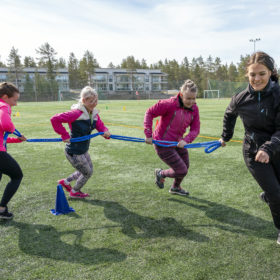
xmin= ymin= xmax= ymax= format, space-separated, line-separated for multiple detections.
xmin=51 ymin=102 xmax=108 ymax=155
xmin=221 ymin=80 xmax=280 ymax=157
xmin=144 ymin=94 xmax=200 ymax=144
xmin=0 ymin=99 xmax=21 ymax=152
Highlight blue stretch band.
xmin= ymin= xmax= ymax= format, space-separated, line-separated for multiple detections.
xmin=3 ymin=132 xmax=11 ymax=149
xmin=9 ymin=130 xmax=221 ymax=153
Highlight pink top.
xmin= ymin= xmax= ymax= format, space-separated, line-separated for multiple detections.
xmin=144 ymin=94 xmax=200 ymax=144
xmin=0 ymin=99 xmax=21 ymax=151
xmin=50 ymin=109 xmax=108 ymax=140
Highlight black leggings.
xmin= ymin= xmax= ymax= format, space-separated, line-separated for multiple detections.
xmin=0 ymin=152 xmax=23 ymax=208
xmin=243 ymin=145 xmax=280 ymax=229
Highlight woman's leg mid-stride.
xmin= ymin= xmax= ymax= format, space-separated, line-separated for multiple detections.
xmin=65 ymin=151 xmax=93 ymax=192
xmin=243 ymin=149 xmax=280 ymax=230
xmin=0 ymin=152 xmax=23 ymax=219
xmin=155 ymin=145 xmax=189 ymax=195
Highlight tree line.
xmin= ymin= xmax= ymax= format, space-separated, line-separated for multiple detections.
xmin=1 ymin=42 xmax=273 ymax=99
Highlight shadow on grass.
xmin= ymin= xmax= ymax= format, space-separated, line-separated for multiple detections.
xmin=83 ymin=199 xmax=209 ymax=242
xmin=1 ymin=220 xmax=126 ymax=265
xmin=168 ymin=196 xmax=274 ymax=240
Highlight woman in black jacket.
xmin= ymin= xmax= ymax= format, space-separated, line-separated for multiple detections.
xmin=220 ymin=51 xmax=280 ymax=244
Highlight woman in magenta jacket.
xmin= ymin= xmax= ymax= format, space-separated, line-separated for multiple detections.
xmin=144 ymin=80 xmax=200 ymax=196
xmin=51 ymin=86 xmax=110 ymax=199
xmin=0 ymin=82 xmax=26 ymax=219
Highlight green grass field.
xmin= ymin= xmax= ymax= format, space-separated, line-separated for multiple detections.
xmin=0 ymin=99 xmax=279 ymax=280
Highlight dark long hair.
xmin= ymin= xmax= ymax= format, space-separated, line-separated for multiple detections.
xmin=247 ymin=51 xmax=279 ymax=83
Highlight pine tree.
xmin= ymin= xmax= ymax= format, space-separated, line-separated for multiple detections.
xmin=36 ymin=42 xmax=57 ymax=80
xmin=24 ymin=56 xmax=36 ymax=67
xmin=7 ymin=46 xmax=22 ymax=88
xmin=205 ymin=56 xmax=215 ymax=79
xmin=191 ymin=63 xmax=204 ymax=97
xmin=0 ymin=56 xmax=6 ymax=67
xmin=23 ymin=74 xmax=35 ymax=101
xmin=216 ymin=64 xmax=228 ymax=81
xmin=141 ymin=59 xmax=148 ymax=69
xmin=228 ymin=63 xmax=238 ymax=82
xmin=35 ymin=42 xmax=59 ymax=100
xmin=68 ymin=52 xmax=80 ymax=89
xmin=237 ymin=55 xmax=250 ymax=82
xmin=56 ymin=57 xmax=67 ymax=68
xmin=107 ymin=62 xmax=115 ymax=68
xmin=79 ymin=50 xmax=99 ymax=87
xmin=181 ymin=57 xmax=190 ymax=79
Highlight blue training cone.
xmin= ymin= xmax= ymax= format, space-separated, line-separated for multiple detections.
xmin=50 ymin=184 xmax=75 ymax=215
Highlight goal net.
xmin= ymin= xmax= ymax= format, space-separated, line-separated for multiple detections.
xmin=204 ymin=79 xmax=248 ymax=98
xmin=203 ymin=90 xmax=220 ymax=99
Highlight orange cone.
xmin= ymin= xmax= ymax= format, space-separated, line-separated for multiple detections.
xmin=155 ymin=119 xmax=159 ymax=128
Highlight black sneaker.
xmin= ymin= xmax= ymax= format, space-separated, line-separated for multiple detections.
xmin=277 ymin=230 xmax=280 ymax=245
xmin=169 ymin=186 xmax=189 ymax=196
xmin=154 ymin=168 xmax=165 ymax=189
xmin=259 ymin=192 xmax=269 ymax=204
xmin=0 ymin=207 xmax=13 ymax=220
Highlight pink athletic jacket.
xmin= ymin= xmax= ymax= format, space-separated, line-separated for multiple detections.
xmin=50 ymin=104 xmax=108 ymax=141
xmin=144 ymin=94 xmax=200 ymax=143
xmin=0 ymin=99 xmax=21 ymax=152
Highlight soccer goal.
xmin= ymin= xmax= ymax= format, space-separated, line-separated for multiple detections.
xmin=203 ymin=90 xmax=220 ymax=99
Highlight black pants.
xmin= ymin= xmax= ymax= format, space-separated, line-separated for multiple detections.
xmin=0 ymin=152 xmax=23 ymax=208
xmin=243 ymin=144 xmax=280 ymax=229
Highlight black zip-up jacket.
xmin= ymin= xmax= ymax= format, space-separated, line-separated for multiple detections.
xmin=221 ymin=80 xmax=280 ymax=157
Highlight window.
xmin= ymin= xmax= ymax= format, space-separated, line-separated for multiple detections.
xmin=152 ymin=84 xmax=160 ymax=91
xmin=97 ymin=84 xmax=107 ymax=91
xmin=116 ymin=83 xmax=130 ymax=91
xmin=133 ymin=75 xmax=144 ymax=83
xmin=152 ymin=76 xmax=160 ymax=83
xmin=0 ymin=74 xmax=6 ymax=82
xmin=134 ymin=84 xmax=144 ymax=90
xmin=116 ymin=75 xmax=130 ymax=82
xmin=93 ymin=74 xmax=107 ymax=83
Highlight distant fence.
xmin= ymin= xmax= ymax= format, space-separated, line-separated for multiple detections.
xmin=20 ymin=91 xmax=171 ymax=102
xmin=206 ymin=79 xmax=248 ymax=98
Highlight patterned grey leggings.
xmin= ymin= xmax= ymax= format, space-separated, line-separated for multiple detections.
xmin=65 ymin=151 xmax=93 ymax=191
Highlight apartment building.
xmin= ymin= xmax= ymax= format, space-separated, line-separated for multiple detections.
xmin=92 ymin=68 xmax=168 ymax=93
xmin=0 ymin=67 xmax=69 ymax=93
xmin=0 ymin=67 xmax=168 ymax=94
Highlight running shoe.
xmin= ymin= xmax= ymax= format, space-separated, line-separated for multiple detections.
xmin=69 ymin=190 xmax=90 ymax=198
xmin=0 ymin=207 xmax=13 ymax=220
xmin=58 ymin=179 xmax=72 ymax=192
xmin=154 ymin=168 xmax=165 ymax=189
xmin=169 ymin=186 xmax=189 ymax=196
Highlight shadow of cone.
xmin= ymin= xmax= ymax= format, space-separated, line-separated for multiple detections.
xmin=50 ymin=184 xmax=75 ymax=215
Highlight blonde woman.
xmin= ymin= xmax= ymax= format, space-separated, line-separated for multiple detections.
xmin=51 ymin=86 xmax=110 ymax=198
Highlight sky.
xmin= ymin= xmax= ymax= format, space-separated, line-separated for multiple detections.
xmin=1 ymin=0 xmax=280 ymax=67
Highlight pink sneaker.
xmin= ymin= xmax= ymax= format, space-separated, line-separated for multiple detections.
xmin=69 ymin=190 xmax=90 ymax=198
xmin=58 ymin=179 xmax=72 ymax=192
